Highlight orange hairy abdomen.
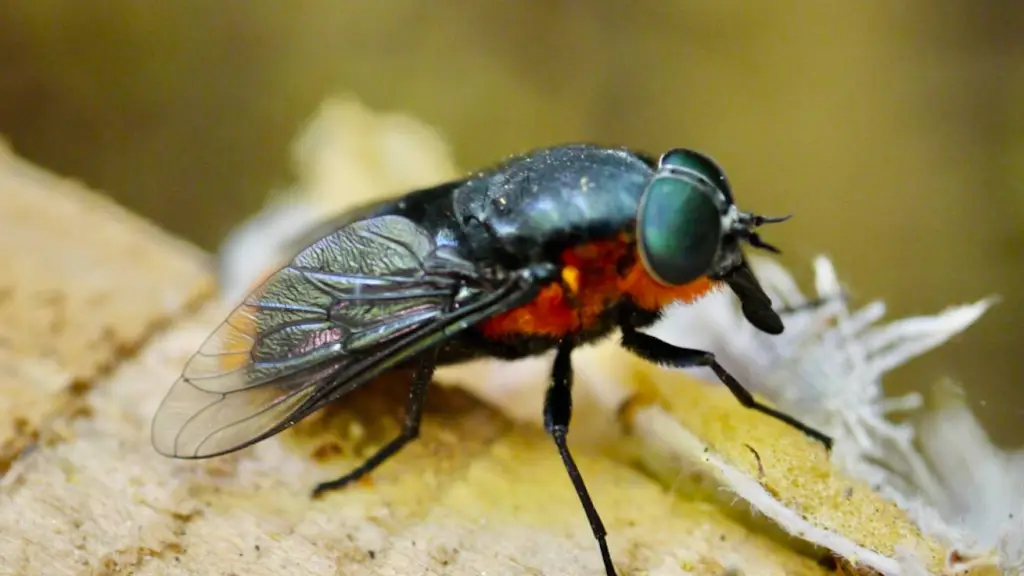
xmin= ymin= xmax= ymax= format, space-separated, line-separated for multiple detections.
xmin=479 ymin=237 xmax=720 ymax=339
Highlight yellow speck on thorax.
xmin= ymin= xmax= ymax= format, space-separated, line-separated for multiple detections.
xmin=561 ymin=265 xmax=581 ymax=295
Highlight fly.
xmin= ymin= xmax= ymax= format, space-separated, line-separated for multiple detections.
xmin=151 ymin=144 xmax=832 ymax=576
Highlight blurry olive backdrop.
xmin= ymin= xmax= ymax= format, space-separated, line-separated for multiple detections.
xmin=1 ymin=2 xmax=1021 ymax=445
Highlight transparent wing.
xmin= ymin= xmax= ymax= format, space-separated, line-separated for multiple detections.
xmin=152 ymin=215 xmax=476 ymax=459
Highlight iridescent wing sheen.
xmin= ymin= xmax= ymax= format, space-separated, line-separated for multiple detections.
xmin=152 ymin=215 xmax=487 ymax=459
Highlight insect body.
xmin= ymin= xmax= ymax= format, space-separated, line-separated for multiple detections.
xmin=151 ymin=144 xmax=831 ymax=576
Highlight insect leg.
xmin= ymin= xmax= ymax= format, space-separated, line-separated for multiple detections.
xmin=619 ymin=325 xmax=833 ymax=451
xmin=544 ymin=337 xmax=617 ymax=576
xmin=312 ymin=349 xmax=438 ymax=498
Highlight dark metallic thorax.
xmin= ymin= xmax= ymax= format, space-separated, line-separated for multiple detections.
xmin=313 ymin=144 xmax=657 ymax=271
xmin=451 ymin=145 xmax=655 ymax=266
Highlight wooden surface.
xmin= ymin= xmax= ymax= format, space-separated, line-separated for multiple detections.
xmin=0 ymin=137 xmax=214 ymax=480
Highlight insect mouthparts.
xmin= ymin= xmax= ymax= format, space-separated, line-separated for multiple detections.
xmin=744 ymin=232 xmax=783 ymax=254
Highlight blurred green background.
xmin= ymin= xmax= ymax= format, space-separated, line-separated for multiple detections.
xmin=1 ymin=2 xmax=1021 ymax=445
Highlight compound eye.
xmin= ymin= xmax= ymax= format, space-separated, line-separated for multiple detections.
xmin=637 ymin=175 xmax=722 ymax=286
xmin=659 ymin=148 xmax=733 ymax=204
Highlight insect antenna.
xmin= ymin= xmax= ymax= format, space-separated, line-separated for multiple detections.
xmin=750 ymin=214 xmax=792 ymax=226
xmin=732 ymin=211 xmax=790 ymax=254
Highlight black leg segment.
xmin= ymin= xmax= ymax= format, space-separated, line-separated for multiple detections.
xmin=544 ymin=337 xmax=617 ymax=576
xmin=619 ymin=326 xmax=833 ymax=451
xmin=312 ymin=352 xmax=437 ymax=498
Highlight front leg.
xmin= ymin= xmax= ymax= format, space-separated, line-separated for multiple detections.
xmin=544 ymin=337 xmax=617 ymax=576
xmin=619 ymin=324 xmax=833 ymax=451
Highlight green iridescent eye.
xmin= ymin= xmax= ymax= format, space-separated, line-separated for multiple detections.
xmin=637 ymin=175 xmax=722 ymax=286
xmin=658 ymin=148 xmax=733 ymax=203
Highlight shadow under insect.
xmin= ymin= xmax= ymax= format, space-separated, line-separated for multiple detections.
xmin=281 ymin=370 xmax=512 ymax=490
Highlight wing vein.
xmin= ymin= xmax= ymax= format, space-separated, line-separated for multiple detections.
xmin=151 ymin=214 xmax=525 ymax=459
